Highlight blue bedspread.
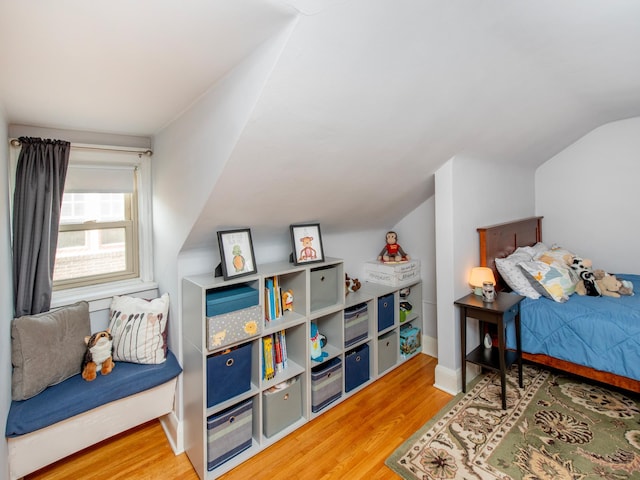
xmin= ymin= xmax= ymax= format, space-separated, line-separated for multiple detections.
xmin=506 ymin=274 xmax=640 ymax=381
xmin=6 ymin=350 xmax=182 ymax=437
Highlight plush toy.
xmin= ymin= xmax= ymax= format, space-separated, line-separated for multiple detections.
xmin=377 ymin=231 xmax=410 ymax=263
xmin=619 ymin=279 xmax=634 ymax=296
xmin=282 ymin=289 xmax=294 ymax=312
xmin=310 ymin=322 xmax=328 ymax=362
xmin=595 ymin=272 xmax=623 ymax=298
xmin=569 ymin=256 xmax=601 ymax=297
xmin=81 ymin=329 xmax=114 ymax=381
xmin=345 ymin=274 xmax=361 ymax=295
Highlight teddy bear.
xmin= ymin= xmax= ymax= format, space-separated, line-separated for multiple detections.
xmin=569 ymin=256 xmax=601 ymax=297
xmin=593 ymin=269 xmax=633 ymax=297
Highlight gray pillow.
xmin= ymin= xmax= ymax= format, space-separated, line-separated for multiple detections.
xmin=11 ymin=301 xmax=91 ymax=401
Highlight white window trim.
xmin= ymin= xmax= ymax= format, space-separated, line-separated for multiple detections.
xmin=9 ymin=143 xmax=156 ymax=309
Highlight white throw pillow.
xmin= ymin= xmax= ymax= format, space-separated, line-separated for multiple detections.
xmin=495 ymin=248 xmax=541 ymax=299
xmin=108 ymin=293 xmax=169 ymax=364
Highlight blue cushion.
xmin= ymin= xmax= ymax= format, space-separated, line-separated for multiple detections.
xmin=6 ymin=350 xmax=181 ymax=437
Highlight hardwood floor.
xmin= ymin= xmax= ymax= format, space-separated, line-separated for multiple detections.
xmin=25 ymin=353 xmax=452 ymax=480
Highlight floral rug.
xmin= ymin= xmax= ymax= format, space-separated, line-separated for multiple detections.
xmin=386 ymin=364 xmax=640 ymax=479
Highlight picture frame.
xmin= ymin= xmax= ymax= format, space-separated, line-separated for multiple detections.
xmin=217 ymin=228 xmax=257 ymax=280
xmin=290 ymin=223 xmax=325 ymax=265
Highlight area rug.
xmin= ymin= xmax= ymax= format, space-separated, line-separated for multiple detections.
xmin=386 ymin=364 xmax=640 ymax=479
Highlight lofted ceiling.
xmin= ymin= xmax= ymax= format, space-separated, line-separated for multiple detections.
xmin=2 ymin=1 xmax=640 ymax=245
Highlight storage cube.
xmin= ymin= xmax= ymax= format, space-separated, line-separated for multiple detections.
xmin=310 ymin=265 xmax=339 ymax=311
xmin=344 ymin=302 xmax=368 ymax=347
xmin=378 ymin=330 xmax=398 ymax=374
xmin=377 ymin=293 xmax=395 ymax=332
xmin=311 ymin=357 xmax=342 ymax=413
xmin=207 ymin=342 xmax=252 ymax=407
xmin=206 ymin=284 xmax=259 ymax=317
xmin=262 ymin=376 xmax=303 ymax=438
xmin=363 ymin=259 xmax=420 ymax=287
xmin=207 ymin=399 xmax=253 ymax=471
xmin=345 ymin=344 xmax=370 ymax=392
xmin=400 ymin=323 xmax=421 ymax=358
xmin=207 ymin=304 xmax=262 ymax=350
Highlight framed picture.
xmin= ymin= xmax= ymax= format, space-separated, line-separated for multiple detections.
xmin=290 ymin=223 xmax=325 ymax=265
xmin=217 ymin=228 xmax=257 ymax=280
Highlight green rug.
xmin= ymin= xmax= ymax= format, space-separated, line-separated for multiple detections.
xmin=386 ymin=364 xmax=640 ymax=479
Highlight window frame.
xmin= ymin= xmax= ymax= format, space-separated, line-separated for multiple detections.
xmin=8 ymin=143 xmax=156 ymax=307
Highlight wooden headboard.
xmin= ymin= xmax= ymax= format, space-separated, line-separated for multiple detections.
xmin=477 ymin=216 xmax=543 ymax=291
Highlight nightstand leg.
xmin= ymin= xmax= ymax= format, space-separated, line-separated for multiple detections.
xmin=498 ymin=319 xmax=506 ymax=410
xmin=516 ymin=312 xmax=523 ymax=388
xmin=460 ymin=308 xmax=466 ymax=393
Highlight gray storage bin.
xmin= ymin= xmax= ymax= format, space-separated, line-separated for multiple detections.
xmin=207 ymin=398 xmax=253 ymax=471
xmin=262 ymin=377 xmax=303 ymax=438
xmin=378 ymin=330 xmax=398 ymax=374
xmin=311 ymin=357 xmax=342 ymax=413
xmin=310 ymin=265 xmax=339 ymax=311
xmin=344 ymin=302 xmax=368 ymax=347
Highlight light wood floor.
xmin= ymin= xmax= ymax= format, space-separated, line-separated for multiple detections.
xmin=25 ymin=353 xmax=452 ymax=480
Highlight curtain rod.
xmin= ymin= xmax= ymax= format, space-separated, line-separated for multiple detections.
xmin=9 ymin=138 xmax=153 ymax=156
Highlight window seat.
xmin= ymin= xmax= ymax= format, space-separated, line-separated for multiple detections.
xmin=6 ymin=350 xmax=182 ymax=479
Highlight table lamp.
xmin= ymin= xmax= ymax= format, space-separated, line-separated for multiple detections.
xmin=469 ymin=267 xmax=496 ymax=296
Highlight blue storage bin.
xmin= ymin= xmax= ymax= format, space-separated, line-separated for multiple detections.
xmin=207 ymin=398 xmax=253 ymax=470
xmin=377 ymin=293 xmax=395 ymax=331
xmin=345 ymin=343 xmax=370 ymax=392
xmin=206 ymin=284 xmax=259 ymax=317
xmin=207 ymin=342 xmax=252 ymax=407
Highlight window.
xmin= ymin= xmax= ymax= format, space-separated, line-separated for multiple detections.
xmin=51 ymin=148 xmax=152 ymax=291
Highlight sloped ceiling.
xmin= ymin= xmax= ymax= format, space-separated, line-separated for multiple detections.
xmin=2 ymin=1 xmax=640 ymax=247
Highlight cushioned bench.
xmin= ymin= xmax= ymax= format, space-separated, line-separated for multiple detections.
xmin=6 ymin=350 xmax=181 ymax=479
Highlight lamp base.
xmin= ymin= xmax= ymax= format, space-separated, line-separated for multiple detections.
xmin=473 ymin=286 xmax=483 ymax=296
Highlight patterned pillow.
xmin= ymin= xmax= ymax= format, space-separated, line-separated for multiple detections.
xmin=495 ymin=248 xmax=541 ymax=299
xmin=518 ymin=261 xmax=577 ymax=303
xmin=108 ymin=294 xmax=169 ymax=364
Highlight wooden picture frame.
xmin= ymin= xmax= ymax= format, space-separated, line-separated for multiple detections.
xmin=290 ymin=223 xmax=325 ymax=265
xmin=217 ymin=228 xmax=257 ymax=280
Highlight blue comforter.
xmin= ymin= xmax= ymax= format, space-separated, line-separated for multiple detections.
xmin=506 ymin=274 xmax=640 ymax=381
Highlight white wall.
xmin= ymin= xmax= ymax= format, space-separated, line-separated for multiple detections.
xmin=536 ymin=116 xmax=640 ymax=274
xmin=1 ymin=105 xmax=11 ymax=480
xmin=434 ymin=155 xmax=535 ymax=394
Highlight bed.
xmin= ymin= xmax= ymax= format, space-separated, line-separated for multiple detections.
xmin=478 ymin=216 xmax=640 ymax=394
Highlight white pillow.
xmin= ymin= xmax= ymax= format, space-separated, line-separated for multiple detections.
xmin=108 ymin=293 xmax=169 ymax=364
xmin=495 ymin=248 xmax=541 ymax=299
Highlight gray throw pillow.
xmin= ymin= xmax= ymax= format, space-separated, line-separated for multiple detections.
xmin=11 ymin=301 xmax=91 ymax=401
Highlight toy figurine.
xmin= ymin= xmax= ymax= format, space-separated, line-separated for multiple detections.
xmin=377 ymin=231 xmax=410 ymax=263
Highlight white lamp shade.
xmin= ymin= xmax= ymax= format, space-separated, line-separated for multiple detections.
xmin=469 ymin=267 xmax=496 ymax=294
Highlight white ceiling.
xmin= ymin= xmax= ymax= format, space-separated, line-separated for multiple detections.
xmin=2 ymin=1 xmax=640 ymax=243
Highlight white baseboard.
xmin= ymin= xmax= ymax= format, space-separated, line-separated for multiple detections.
xmin=421 ymin=334 xmax=437 ymax=357
xmin=433 ymin=362 xmax=480 ymax=395
xmin=159 ymin=411 xmax=184 ymax=455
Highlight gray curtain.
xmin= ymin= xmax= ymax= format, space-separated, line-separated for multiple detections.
xmin=13 ymin=137 xmax=70 ymax=317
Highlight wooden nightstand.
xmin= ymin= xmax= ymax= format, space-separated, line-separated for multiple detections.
xmin=454 ymin=292 xmax=524 ymax=409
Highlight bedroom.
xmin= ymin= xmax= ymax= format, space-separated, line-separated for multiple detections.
xmin=2 ymin=1 xmax=640 ymax=479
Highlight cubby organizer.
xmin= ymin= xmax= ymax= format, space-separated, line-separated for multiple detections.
xmin=182 ymin=258 xmax=422 ymax=479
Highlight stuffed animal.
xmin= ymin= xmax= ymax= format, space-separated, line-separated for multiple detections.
xmin=619 ymin=280 xmax=634 ymax=296
xmin=310 ymin=322 xmax=328 ymax=362
xmin=377 ymin=231 xmax=410 ymax=263
xmin=345 ymin=274 xmax=361 ymax=295
xmin=595 ymin=273 xmax=623 ymax=298
xmin=282 ymin=289 xmax=294 ymax=312
xmin=81 ymin=329 xmax=114 ymax=381
xmin=570 ymin=256 xmax=601 ymax=296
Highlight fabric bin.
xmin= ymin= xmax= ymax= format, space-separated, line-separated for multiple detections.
xmin=344 ymin=302 xmax=368 ymax=347
xmin=207 ymin=304 xmax=262 ymax=350
xmin=310 ymin=265 xmax=339 ymax=311
xmin=262 ymin=376 xmax=303 ymax=438
xmin=378 ymin=330 xmax=397 ymax=373
xmin=377 ymin=293 xmax=395 ymax=332
xmin=207 ymin=398 xmax=253 ymax=471
xmin=400 ymin=323 xmax=421 ymax=357
xmin=345 ymin=344 xmax=370 ymax=392
xmin=311 ymin=357 xmax=342 ymax=413
xmin=206 ymin=284 xmax=259 ymax=317
xmin=207 ymin=342 xmax=252 ymax=407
